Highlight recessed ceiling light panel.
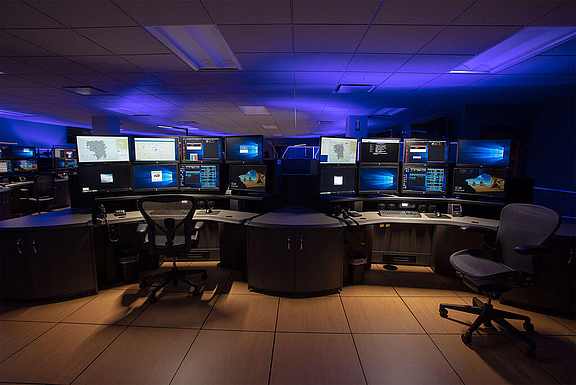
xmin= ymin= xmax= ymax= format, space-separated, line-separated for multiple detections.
xmin=335 ymin=84 xmax=375 ymax=93
xmin=62 ymin=86 xmax=108 ymax=96
xmin=239 ymin=106 xmax=270 ymax=115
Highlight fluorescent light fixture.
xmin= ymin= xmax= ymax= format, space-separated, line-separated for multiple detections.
xmin=144 ymin=25 xmax=242 ymax=71
xmin=374 ymin=107 xmax=408 ymax=116
xmin=158 ymin=124 xmax=198 ymax=131
xmin=450 ymin=27 xmax=576 ymax=74
xmin=239 ymin=106 xmax=269 ymax=115
xmin=103 ymin=107 xmax=150 ymax=117
xmin=0 ymin=109 xmax=35 ymax=117
xmin=0 ymin=71 xmax=6 ymax=75
xmin=62 ymin=86 xmax=108 ymax=96
xmin=335 ymin=84 xmax=375 ymax=93
xmin=262 ymin=125 xmax=278 ymax=130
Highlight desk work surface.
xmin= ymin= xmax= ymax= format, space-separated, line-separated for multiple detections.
xmin=345 ymin=212 xmax=500 ymax=230
xmin=247 ymin=206 xmax=345 ymax=229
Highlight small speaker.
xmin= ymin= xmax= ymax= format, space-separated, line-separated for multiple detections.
xmin=387 ymin=203 xmax=396 ymax=210
xmin=428 ymin=204 xmax=437 ymax=213
xmin=505 ymin=178 xmax=534 ymax=204
xmin=418 ymin=204 xmax=427 ymax=213
xmin=197 ymin=200 xmax=206 ymax=209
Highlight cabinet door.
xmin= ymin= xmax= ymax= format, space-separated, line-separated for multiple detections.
xmin=295 ymin=228 xmax=344 ymax=292
xmin=0 ymin=231 xmax=34 ymax=300
xmin=247 ymin=227 xmax=295 ymax=292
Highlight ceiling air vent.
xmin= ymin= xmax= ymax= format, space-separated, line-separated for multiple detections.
xmin=335 ymin=84 xmax=375 ymax=94
xmin=62 ymin=86 xmax=108 ymax=96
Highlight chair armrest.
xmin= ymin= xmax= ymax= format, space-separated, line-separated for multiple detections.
xmin=191 ymin=221 xmax=205 ymax=243
xmin=136 ymin=223 xmax=148 ymax=234
xmin=459 ymin=226 xmax=496 ymax=235
xmin=514 ymin=245 xmax=552 ymax=255
xmin=194 ymin=221 xmax=205 ymax=232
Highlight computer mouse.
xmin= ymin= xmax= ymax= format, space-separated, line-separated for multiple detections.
xmin=435 ymin=212 xmax=442 ymax=217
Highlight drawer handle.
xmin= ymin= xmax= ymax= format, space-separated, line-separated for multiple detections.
xmin=32 ymin=238 xmax=37 ymax=254
xmin=16 ymin=238 xmax=22 ymax=255
xmin=287 ymin=237 xmax=291 ymax=250
xmin=299 ymin=237 xmax=303 ymax=251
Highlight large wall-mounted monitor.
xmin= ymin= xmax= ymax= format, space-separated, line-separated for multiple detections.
xmin=181 ymin=137 xmax=222 ymax=162
xmin=10 ymin=146 xmax=36 ymax=159
xmin=456 ymin=139 xmax=511 ymax=167
xmin=76 ymin=136 xmax=130 ymax=163
xmin=132 ymin=164 xmax=179 ymax=191
xmin=453 ymin=167 xmax=507 ymax=199
xmin=403 ymin=139 xmax=447 ymax=164
xmin=225 ymin=136 xmax=263 ymax=163
xmin=359 ymin=138 xmax=400 ymax=164
xmin=133 ymin=137 xmax=178 ymax=162
xmin=53 ymin=148 xmax=78 ymax=170
xmin=319 ymin=166 xmax=356 ymax=195
xmin=358 ymin=166 xmax=398 ymax=194
xmin=319 ymin=137 xmax=358 ymax=165
xmin=78 ymin=163 xmax=132 ymax=193
xmin=0 ymin=160 xmax=12 ymax=174
xmin=179 ymin=164 xmax=220 ymax=191
xmin=228 ymin=164 xmax=267 ymax=192
xmin=11 ymin=159 xmax=38 ymax=173
xmin=401 ymin=165 xmax=446 ymax=195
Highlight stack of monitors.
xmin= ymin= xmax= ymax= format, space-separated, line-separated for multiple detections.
xmin=53 ymin=148 xmax=78 ymax=170
xmin=10 ymin=146 xmax=38 ymax=173
xmin=401 ymin=139 xmax=448 ymax=195
xmin=358 ymin=138 xmax=401 ymax=194
xmin=225 ymin=136 xmax=267 ymax=193
xmin=132 ymin=137 xmax=179 ymax=192
xmin=0 ymin=146 xmax=12 ymax=174
xmin=318 ymin=137 xmax=358 ymax=195
xmin=180 ymin=136 xmax=222 ymax=191
xmin=453 ymin=139 xmax=511 ymax=199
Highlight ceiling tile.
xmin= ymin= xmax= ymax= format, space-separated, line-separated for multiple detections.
xmin=359 ymin=26 xmax=443 ymax=54
xmin=27 ymin=1 xmax=138 ymax=28
xmin=98 ymin=86 xmax=149 ymax=95
xmin=398 ymin=54 xmax=472 ymax=73
xmin=379 ymin=73 xmax=439 ymax=87
xmin=218 ymin=26 xmax=292 ymax=52
xmin=135 ymin=85 xmax=183 ymax=95
xmin=15 ymin=74 xmax=77 ymax=88
xmin=15 ymin=57 xmax=95 ymax=74
xmin=420 ymin=26 xmax=521 ymax=54
xmin=107 ymin=73 xmax=166 ymax=86
xmin=204 ymin=0 xmax=291 ymax=24
xmin=114 ymin=1 xmax=211 ymax=25
xmin=453 ymin=1 xmax=564 ymax=26
xmin=294 ymin=25 xmax=366 ymax=53
xmin=235 ymin=53 xmax=294 ymax=70
xmin=246 ymin=71 xmax=294 ymax=84
xmin=347 ymin=54 xmax=411 ymax=72
xmin=539 ymin=38 xmax=576 ymax=56
xmin=175 ymin=84 xmax=219 ymax=93
xmin=67 ymin=56 xmax=144 ymax=73
xmin=423 ymin=73 xmax=489 ymax=87
xmin=64 ymin=74 xmax=125 ymax=87
xmin=199 ymin=71 xmax=250 ymax=84
xmin=151 ymin=72 xmax=208 ymax=85
xmin=121 ymin=54 xmax=191 ymax=72
xmin=7 ymin=29 xmax=110 ymax=56
xmin=293 ymin=0 xmax=380 ymax=24
xmin=0 ymin=31 xmax=56 ymax=56
xmin=530 ymin=1 xmax=576 ymax=26
xmin=498 ymin=56 xmax=576 ymax=75
xmin=340 ymin=71 xmax=391 ymax=84
xmin=295 ymin=53 xmax=353 ymax=71
xmin=76 ymin=27 xmax=170 ymax=55
xmin=0 ymin=1 xmax=64 ymax=28
xmin=471 ymin=74 xmax=576 ymax=87
xmin=0 ymin=75 xmax=46 ymax=88
xmin=214 ymin=84 xmax=257 ymax=93
xmin=0 ymin=57 xmax=49 ymax=75
xmin=374 ymin=1 xmax=472 ymax=25
xmin=295 ymin=72 xmax=343 ymax=84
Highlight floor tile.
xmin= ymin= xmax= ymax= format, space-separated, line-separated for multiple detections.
xmin=203 ymin=294 xmax=279 ymax=331
xmin=490 ymin=301 xmax=574 ymax=336
xmin=270 ymin=332 xmax=365 ymax=385
xmin=0 ymin=302 xmax=19 ymax=315
xmin=0 ymin=323 xmax=124 ymax=384
xmin=340 ymin=267 xmax=398 ymax=297
xmin=382 ymin=265 xmax=455 ymax=296
xmin=62 ymin=289 xmax=149 ymax=326
xmin=341 ymin=296 xmax=424 ymax=333
xmin=551 ymin=316 xmax=576 ymax=333
xmin=172 ymin=330 xmax=274 ymax=385
xmin=431 ymin=334 xmax=557 ymax=384
xmin=355 ymin=334 xmax=461 ymax=384
xmin=433 ymin=273 xmax=477 ymax=296
xmin=276 ymin=296 xmax=349 ymax=333
xmin=222 ymin=271 xmax=257 ymax=295
xmin=199 ymin=269 xmax=233 ymax=295
xmin=0 ymin=321 xmax=55 ymax=362
xmin=131 ymin=291 xmax=218 ymax=328
xmin=107 ymin=262 xmax=193 ymax=291
xmin=73 ymin=326 xmax=198 ymax=385
xmin=1 ymin=295 xmax=96 ymax=323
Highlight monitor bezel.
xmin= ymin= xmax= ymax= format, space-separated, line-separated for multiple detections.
xmin=77 ymin=163 xmax=133 ymax=194
xmin=319 ymin=136 xmax=359 ymax=165
xmin=178 ymin=163 xmax=221 ymax=191
xmin=400 ymin=164 xmax=447 ymax=196
xmin=132 ymin=162 xmax=180 ymax=192
xmin=318 ymin=164 xmax=357 ymax=195
xmin=403 ymin=138 xmax=448 ymax=165
xmin=228 ymin=163 xmax=268 ymax=193
xmin=132 ymin=136 xmax=180 ymax=163
xmin=358 ymin=137 xmax=401 ymax=164
xmin=455 ymin=138 xmax=512 ymax=167
xmin=180 ymin=136 xmax=223 ymax=163
xmin=76 ymin=135 xmax=131 ymax=164
xmin=357 ymin=164 xmax=399 ymax=194
xmin=224 ymin=135 xmax=264 ymax=164
xmin=452 ymin=166 xmax=507 ymax=199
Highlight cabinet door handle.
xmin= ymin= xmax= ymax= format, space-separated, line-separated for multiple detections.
xmin=32 ymin=238 xmax=37 ymax=254
xmin=16 ymin=238 xmax=22 ymax=255
xmin=287 ymin=237 xmax=291 ymax=250
xmin=299 ymin=237 xmax=303 ymax=250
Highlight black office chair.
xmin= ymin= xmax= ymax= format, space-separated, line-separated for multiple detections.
xmin=21 ymin=173 xmax=55 ymax=214
xmin=137 ymin=195 xmax=208 ymax=303
xmin=439 ymin=204 xmax=561 ymax=358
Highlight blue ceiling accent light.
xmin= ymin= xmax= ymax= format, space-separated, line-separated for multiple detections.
xmin=450 ymin=27 xmax=576 ymax=74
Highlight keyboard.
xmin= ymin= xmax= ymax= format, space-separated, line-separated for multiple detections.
xmin=378 ymin=210 xmax=422 ymax=218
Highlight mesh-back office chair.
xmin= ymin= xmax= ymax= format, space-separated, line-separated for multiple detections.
xmin=440 ymin=204 xmax=561 ymax=358
xmin=21 ymin=173 xmax=55 ymax=213
xmin=137 ymin=195 xmax=208 ymax=303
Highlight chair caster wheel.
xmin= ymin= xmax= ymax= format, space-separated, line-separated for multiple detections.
xmin=192 ymin=289 xmax=200 ymax=297
xmin=149 ymin=294 xmax=157 ymax=303
xmin=461 ymin=333 xmax=472 ymax=347
xmin=201 ymin=272 xmax=208 ymax=280
xmin=523 ymin=322 xmax=534 ymax=332
xmin=439 ymin=308 xmax=448 ymax=318
xmin=525 ymin=345 xmax=536 ymax=359
xmin=139 ymin=281 xmax=147 ymax=289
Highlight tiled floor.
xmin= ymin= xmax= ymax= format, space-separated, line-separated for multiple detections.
xmin=0 ymin=262 xmax=574 ymax=385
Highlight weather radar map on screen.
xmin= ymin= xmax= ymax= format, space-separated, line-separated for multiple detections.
xmin=77 ymin=136 xmax=129 ymax=163
xmin=320 ymin=137 xmax=357 ymax=164
xmin=134 ymin=137 xmax=177 ymax=162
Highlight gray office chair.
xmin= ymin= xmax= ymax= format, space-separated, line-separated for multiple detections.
xmin=439 ymin=204 xmax=561 ymax=358
xmin=22 ymin=173 xmax=55 ymax=213
xmin=137 ymin=195 xmax=207 ymax=303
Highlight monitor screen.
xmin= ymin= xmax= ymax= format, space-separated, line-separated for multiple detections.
xmin=401 ymin=165 xmax=446 ymax=195
xmin=358 ymin=166 xmax=398 ymax=194
xmin=0 ymin=160 xmax=12 ymax=173
xmin=359 ymin=138 xmax=400 ymax=163
xmin=179 ymin=164 xmax=220 ymax=190
xmin=0 ymin=146 xmax=11 ymax=160
xmin=319 ymin=137 xmax=358 ymax=164
xmin=403 ymin=139 xmax=447 ymax=164
xmin=76 ymin=135 xmax=130 ymax=163
xmin=11 ymin=159 xmax=37 ymax=172
xmin=78 ymin=163 xmax=132 ymax=193
xmin=225 ymin=136 xmax=263 ymax=163
xmin=319 ymin=166 xmax=356 ymax=195
xmin=133 ymin=164 xmax=178 ymax=191
xmin=181 ymin=137 xmax=222 ymax=162
xmin=11 ymin=146 xmax=36 ymax=159
xmin=453 ymin=167 xmax=507 ymax=199
xmin=133 ymin=137 xmax=178 ymax=162
xmin=229 ymin=164 xmax=267 ymax=192
xmin=53 ymin=148 xmax=78 ymax=170
xmin=457 ymin=139 xmax=511 ymax=167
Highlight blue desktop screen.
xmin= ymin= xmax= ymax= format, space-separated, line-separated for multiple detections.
xmin=225 ymin=136 xmax=263 ymax=162
xmin=133 ymin=164 xmax=178 ymax=190
xmin=358 ymin=167 xmax=398 ymax=193
xmin=457 ymin=139 xmax=511 ymax=167
xmin=402 ymin=166 xmax=446 ymax=194
xmin=11 ymin=146 xmax=36 ymax=159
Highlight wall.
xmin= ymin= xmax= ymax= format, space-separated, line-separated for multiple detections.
xmin=0 ymin=117 xmax=68 ymax=148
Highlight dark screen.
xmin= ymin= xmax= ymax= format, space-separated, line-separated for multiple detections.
xmin=403 ymin=140 xmax=447 ymax=164
xmin=319 ymin=166 xmax=356 ymax=195
xmin=179 ymin=164 xmax=219 ymax=190
xmin=229 ymin=164 xmax=267 ymax=192
xmin=359 ymin=138 xmax=400 ymax=163
xmin=78 ymin=163 xmax=132 ymax=193
xmin=181 ymin=137 xmax=221 ymax=162
xmin=0 ymin=146 xmax=11 ymax=160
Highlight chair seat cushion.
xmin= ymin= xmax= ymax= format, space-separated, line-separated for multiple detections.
xmin=449 ymin=249 xmax=514 ymax=278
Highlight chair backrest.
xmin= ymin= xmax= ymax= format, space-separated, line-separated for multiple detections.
xmin=33 ymin=174 xmax=55 ymax=198
xmin=137 ymin=195 xmax=196 ymax=254
xmin=497 ymin=203 xmax=561 ymax=274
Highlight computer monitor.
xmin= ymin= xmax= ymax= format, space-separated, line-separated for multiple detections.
xmin=132 ymin=164 xmax=179 ymax=191
xmin=53 ymin=148 xmax=78 ymax=170
xmin=78 ymin=163 xmax=132 ymax=193
xmin=11 ymin=146 xmax=36 ymax=159
xmin=179 ymin=164 xmax=220 ymax=191
xmin=319 ymin=136 xmax=358 ymax=164
xmin=11 ymin=159 xmax=38 ymax=172
xmin=319 ymin=166 xmax=356 ymax=195
xmin=181 ymin=137 xmax=222 ymax=162
xmin=225 ymin=136 xmax=263 ymax=163
xmin=133 ymin=137 xmax=179 ymax=162
xmin=76 ymin=135 xmax=130 ymax=163
xmin=0 ymin=160 xmax=12 ymax=174
xmin=228 ymin=164 xmax=267 ymax=192
xmin=0 ymin=146 xmax=11 ymax=160
xmin=403 ymin=139 xmax=447 ymax=164
xmin=456 ymin=139 xmax=511 ymax=167
xmin=359 ymin=138 xmax=400 ymax=164
xmin=358 ymin=166 xmax=399 ymax=194
xmin=401 ymin=165 xmax=446 ymax=195
xmin=453 ymin=167 xmax=507 ymax=199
